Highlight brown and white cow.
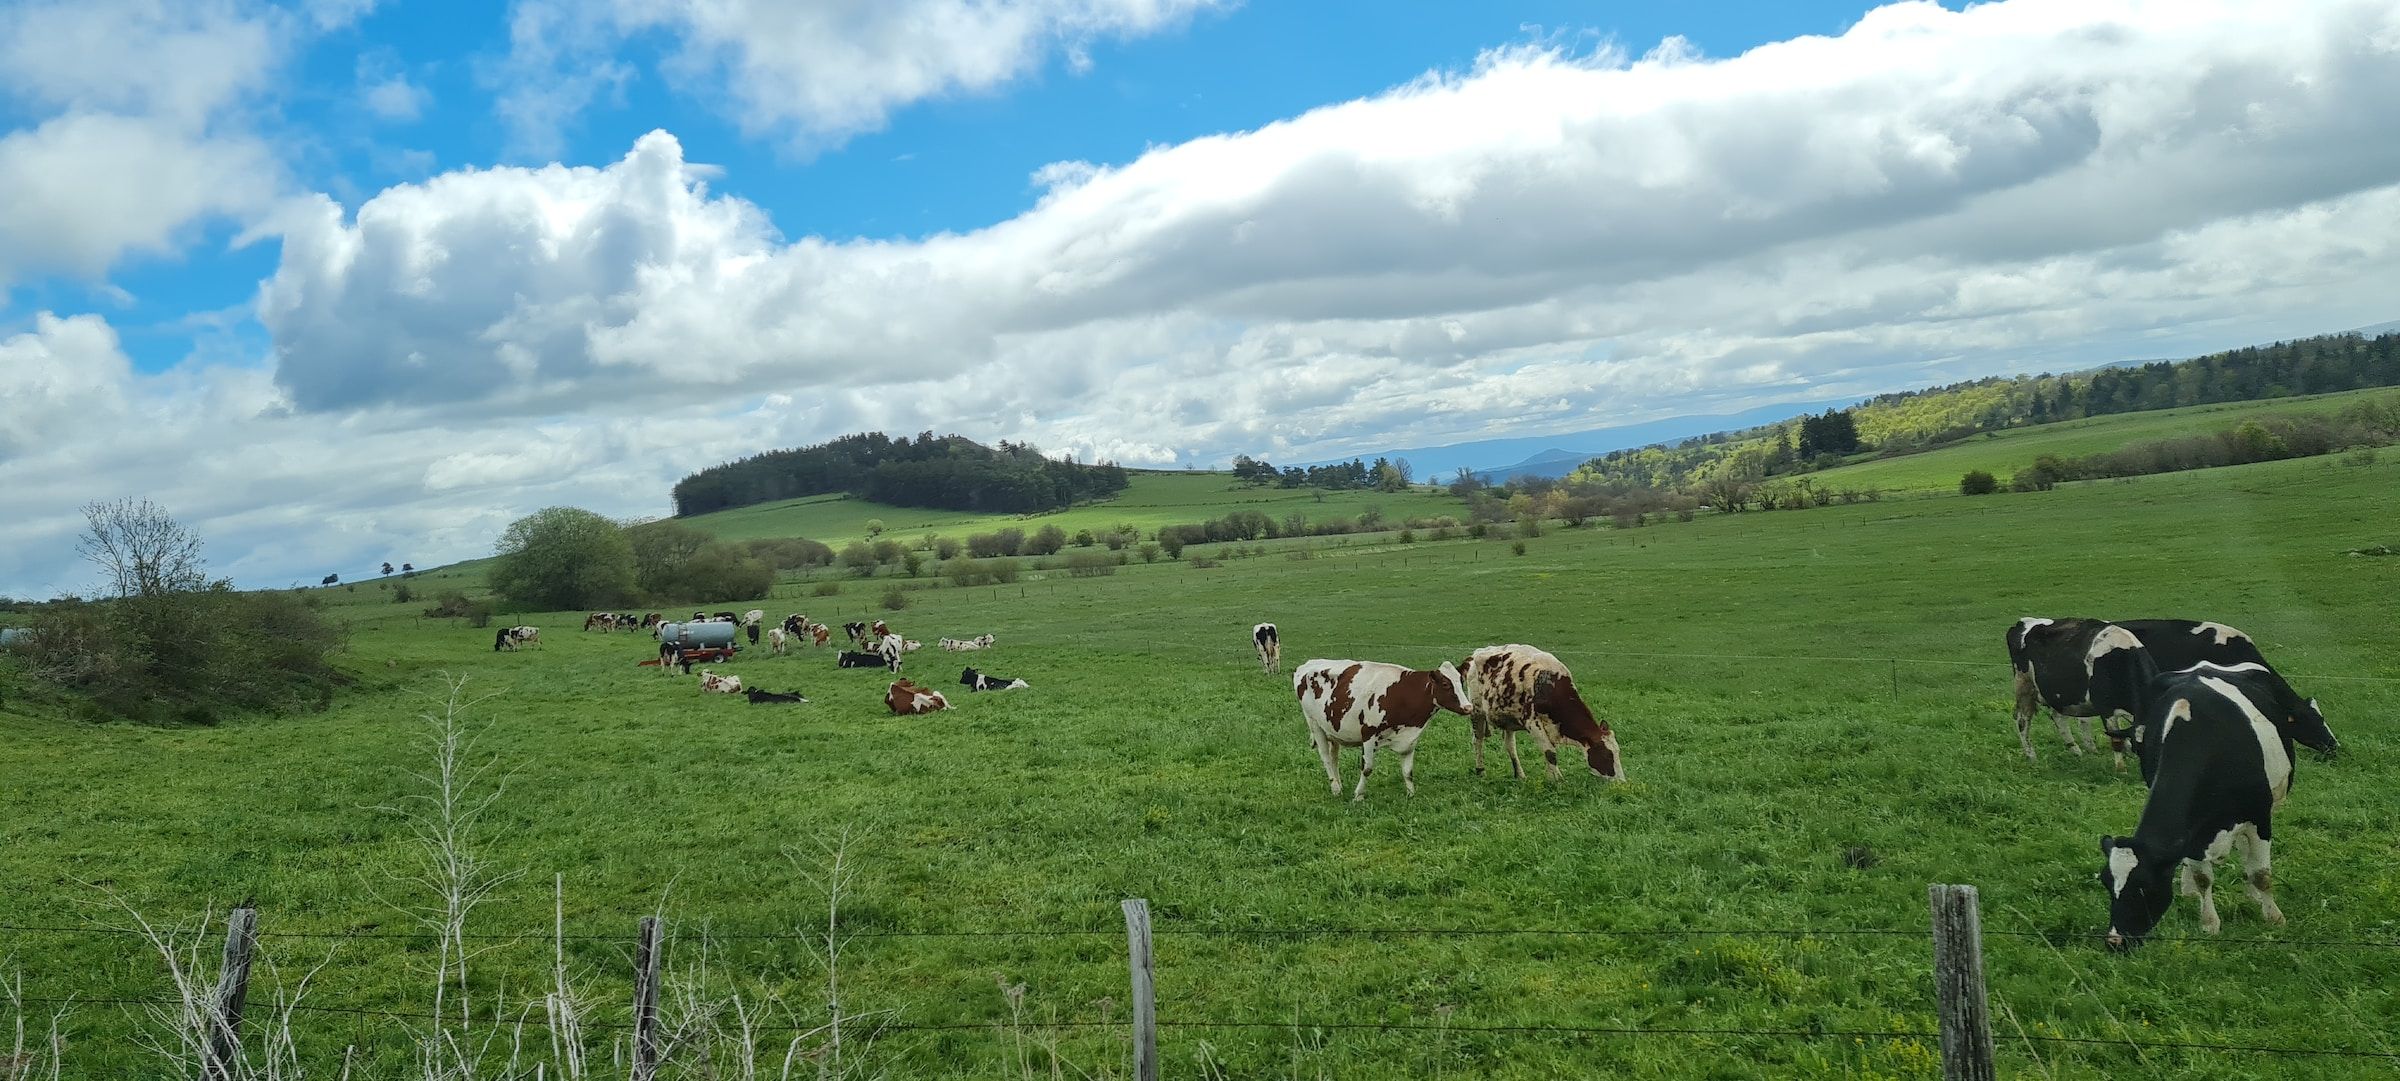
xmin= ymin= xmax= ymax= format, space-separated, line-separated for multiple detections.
xmin=1293 ymin=658 xmax=1472 ymax=800
xmin=812 ymin=626 xmax=832 ymax=647
xmin=768 ymin=627 xmax=789 ymax=655
xmin=698 ymin=670 xmax=744 ymax=694
xmin=886 ymin=678 xmax=949 ymax=715
xmin=1458 ymin=644 xmax=1624 ymax=783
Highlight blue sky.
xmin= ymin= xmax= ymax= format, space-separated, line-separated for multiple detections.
xmin=4 ymin=0 xmax=2399 ymax=595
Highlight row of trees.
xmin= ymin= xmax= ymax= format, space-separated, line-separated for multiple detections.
xmin=671 ymin=431 xmax=1132 ymax=517
xmin=1567 ymin=330 xmax=2400 ymax=491
xmin=1967 ymin=397 xmax=2400 ymax=494
xmin=1228 ymin=455 xmax=1415 ymax=492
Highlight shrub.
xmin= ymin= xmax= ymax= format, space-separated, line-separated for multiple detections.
xmin=947 ymin=558 xmax=989 ymax=587
xmin=994 ymin=528 xmax=1026 ymax=556
xmin=1103 ymin=531 xmax=1127 ymax=551
xmin=840 ymin=541 xmax=879 ymax=577
xmin=1511 ymin=540 xmax=1527 ymax=556
xmin=872 ymin=539 xmax=905 ymax=564
xmin=903 ymin=552 xmax=925 ymax=577
xmin=1676 ymin=508 xmax=1696 ymax=523
xmin=392 ymin=583 xmax=415 ymax=603
xmin=1429 ymin=526 xmax=1455 ymax=541
xmin=1158 ymin=533 xmax=1186 ymax=559
xmin=1397 ymin=529 xmax=1416 ymax=544
xmin=1468 ymin=522 xmax=1489 ymax=539
xmin=1065 ymin=551 xmax=1117 ymax=577
xmin=2345 ymin=447 xmax=2380 ymax=468
xmin=1137 ymin=542 xmax=1161 ymax=563
xmin=1286 ymin=546 xmax=1315 ymax=561
xmin=1188 ymin=555 xmax=1221 ymax=569
xmin=934 ymin=536 xmax=963 ymax=560
xmin=880 ymin=587 xmax=909 ymax=611
xmin=1960 ymin=470 xmax=2000 ymax=496
xmin=989 ymin=558 xmax=1022 ymax=584
xmin=1074 ymin=529 xmax=1095 ymax=547
xmin=1029 ymin=525 xmax=1068 ymax=556
xmin=811 ymin=581 xmax=842 ymax=597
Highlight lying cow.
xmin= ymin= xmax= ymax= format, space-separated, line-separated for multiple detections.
xmin=698 ymin=670 xmax=744 ymax=694
xmin=886 ymin=678 xmax=949 ymax=715
xmin=2099 ymin=663 xmax=2312 ymax=949
xmin=1293 ymin=658 xmax=1472 ymax=800
xmin=744 ymin=687 xmax=808 ymax=704
xmin=837 ymin=650 xmax=890 ymax=670
xmin=959 ymin=667 xmax=1028 ymax=691
xmin=1458 ymin=644 xmax=1624 ymax=783
xmin=1253 ymin=623 xmax=1280 ymax=673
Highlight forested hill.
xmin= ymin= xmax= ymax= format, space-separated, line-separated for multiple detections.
xmin=1573 ymin=330 xmax=2400 ymax=487
xmin=671 ymin=432 xmax=1131 ymax=517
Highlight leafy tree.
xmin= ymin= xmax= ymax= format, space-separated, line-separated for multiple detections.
xmin=865 ymin=518 xmax=885 ymax=537
xmin=489 ymin=507 xmax=636 ymax=610
xmin=1029 ymin=525 xmax=1068 ymax=555
xmin=1959 ymin=470 xmax=2000 ymax=496
xmin=629 ymin=521 xmax=714 ymax=595
xmin=839 ymin=541 xmax=878 ymax=577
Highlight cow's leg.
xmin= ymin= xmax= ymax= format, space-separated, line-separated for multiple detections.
xmin=1470 ymin=713 xmax=1489 ymax=775
xmin=2236 ymin=826 xmax=2284 ymax=926
xmin=2012 ymin=670 xmax=2041 ymax=761
xmin=1502 ymin=730 xmax=1527 ymax=780
xmin=1312 ymin=733 xmax=1342 ymax=798
xmin=1524 ymin=722 xmax=1565 ymax=782
xmin=1398 ymin=742 xmax=1417 ymax=798
xmin=2053 ymin=710 xmax=2086 ymax=756
xmin=2180 ymin=859 xmax=2221 ymax=935
xmin=1354 ymin=740 xmax=1377 ymax=802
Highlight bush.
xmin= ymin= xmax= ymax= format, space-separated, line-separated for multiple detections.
xmin=840 ymin=541 xmax=879 ymax=577
xmin=1429 ymin=526 xmax=1456 ymax=541
xmin=1029 ymin=525 xmax=1069 ymax=556
xmin=934 ymin=536 xmax=963 ymax=560
xmin=1065 ymin=551 xmax=1117 ymax=577
xmin=1960 ymin=470 xmax=2000 ymax=496
xmin=880 ymin=587 xmax=910 ymax=611
xmin=811 ymin=581 xmax=842 ymax=597
xmin=990 ymin=558 xmax=1022 ymax=584
xmin=1468 ymin=522 xmax=1489 ymax=539
xmin=1074 ymin=529 xmax=1096 ymax=547
xmin=872 ymin=539 xmax=905 ymax=564
xmin=1511 ymin=540 xmax=1528 ymax=556
xmin=1397 ymin=529 xmax=1415 ymax=544
xmin=903 ymin=552 xmax=925 ymax=577
xmin=947 ymin=558 xmax=988 ymax=587
xmin=1137 ymin=542 xmax=1161 ymax=564
xmin=2345 ymin=447 xmax=2380 ymax=468
xmin=1188 ymin=555 xmax=1221 ymax=569
xmin=392 ymin=583 xmax=415 ymax=603
xmin=1158 ymin=533 xmax=1186 ymax=559
xmin=19 ymin=587 xmax=345 ymax=724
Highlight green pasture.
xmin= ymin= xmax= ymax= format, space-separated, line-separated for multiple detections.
xmin=4 ymin=453 xmax=2398 ymax=1078
xmin=682 ymin=470 xmax=1468 ymax=546
xmin=1804 ymin=385 xmax=2400 ymax=495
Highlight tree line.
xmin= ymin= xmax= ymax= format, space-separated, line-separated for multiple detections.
xmin=671 ymin=432 xmax=1131 ymax=517
xmin=1567 ymin=331 xmax=2400 ymax=490
xmin=1228 ymin=455 xmax=1415 ymax=491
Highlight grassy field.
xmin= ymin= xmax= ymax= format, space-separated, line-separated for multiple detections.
xmin=1802 ymin=386 xmax=2400 ymax=495
xmin=683 ymin=470 xmax=1469 ymax=546
xmin=4 ymin=452 xmax=2399 ymax=1078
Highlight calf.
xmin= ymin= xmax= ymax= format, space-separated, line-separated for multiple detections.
xmin=1293 ymin=658 xmax=1472 ymax=800
xmin=2098 ymin=665 xmax=2306 ymax=949
xmin=697 ymin=670 xmax=744 ymax=694
xmin=959 ymin=667 xmax=1028 ymax=691
xmin=812 ymin=626 xmax=832 ymax=647
xmin=768 ymin=627 xmax=789 ymax=655
xmin=1458 ymin=645 xmax=1624 ymax=782
xmin=837 ymin=650 xmax=887 ymax=669
xmin=1253 ymin=623 xmax=1280 ymax=673
xmin=886 ymin=679 xmax=949 ymax=715
xmin=744 ymin=687 xmax=808 ymax=704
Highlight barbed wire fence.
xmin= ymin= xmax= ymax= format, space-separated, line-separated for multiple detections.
xmin=9 ymin=885 xmax=2400 ymax=1080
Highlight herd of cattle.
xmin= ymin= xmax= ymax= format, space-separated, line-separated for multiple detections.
xmin=558 ymin=609 xmax=1016 ymax=717
xmin=1269 ymin=614 xmax=2345 ymax=951
xmin=492 ymin=606 xmax=2348 ymax=950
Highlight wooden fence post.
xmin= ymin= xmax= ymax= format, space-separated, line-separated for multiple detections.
xmin=1928 ymin=884 xmax=1996 ymax=1081
xmin=202 ymin=906 xmax=257 ymax=1081
xmin=632 ymin=916 xmax=664 ymax=1081
xmin=1122 ymin=898 xmax=1156 ymax=1081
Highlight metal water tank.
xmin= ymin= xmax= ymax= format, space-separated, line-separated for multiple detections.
xmin=655 ymin=621 xmax=738 ymax=651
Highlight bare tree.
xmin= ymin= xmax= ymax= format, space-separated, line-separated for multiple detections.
xmin=77 ymin=499 xmax=206 ymax=598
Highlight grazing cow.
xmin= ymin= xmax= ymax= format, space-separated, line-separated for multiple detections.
xmin=959 ymin=667 xmax=1029 ymax=691
xmin=768 ymin=627 xmax=789 ymax=655
xmin=744 ymin=687 xmax=808 ymax=704
xmin=1292 ymin=658 xmax=1472 ymax=800
xmin=2115 ymin=662 xmax=2339 ymax=785
xmin=885 ymin=679 xmax=949 ymax=715
xmin=506 ymin=626 xmax=540 ymax=649
xmin=697 ymin=670 xmax=744 ymax=694
xmin=747 ymin=622 xmax=762 ymax=646
xmin=2007 ymin=618 xmax=2311 ymax=768
xmin=812 ymin=626 xmax=832 ymax=647
xmin=2098 ymin=664 xmax=2309 ymax=949
xmin=844 ymin=621 xmax=868 ymax=647
xmin=1458 ymin=645 xmax=1624 ymax=783
xmin=494 ymin=627 xmax=517 ymax=652
xmin=584 ymin=612 xmax=613 ymax=632
xmin=837 ymin=650 xmax=887 ymax=669
xmin=642 ymin=612 xmax=663 ymax=630
xmin=1253 ymin=623 xmax=1281 ymax=673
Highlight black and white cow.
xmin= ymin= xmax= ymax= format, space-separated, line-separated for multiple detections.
xmin=843 ymin=621 xmax=869 ymax=647
xmin=743 ymin=687 xmax=808 ymax=704
xmin=2117 ymin=661 xmax=2339 ymax=786
xmin=959 ymin=667 xmax=1028 ymax=691
xmin=1253 ymin=622 xmax=1280 ymax=674
xmin=2098 ymin=663 xmax=2310 ymax=949
xmin=836 ymin=650 xmax=888 ymax=669
xmin=2009 ymin=618 xmax=2326 ymax=770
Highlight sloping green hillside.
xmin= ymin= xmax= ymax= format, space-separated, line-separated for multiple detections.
xmin=1805 ymin=385 xmax=2400 ymax=494
xmin=682 ymin=471 xmax=1468 ymax=546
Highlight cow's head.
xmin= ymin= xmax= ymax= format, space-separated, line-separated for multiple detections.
xmin=2097 ymin=835 xmax=2173 ymax=951
xmin=1430 ymin=661 xmax=1471 ymax=716
xmin=959 ymin=667 xmax=982 ymax=687
xmin=2291 ymin=697 xmax=2339 ymax=761
xmin=1532 ymin=670 xmax=1625 ymax=781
